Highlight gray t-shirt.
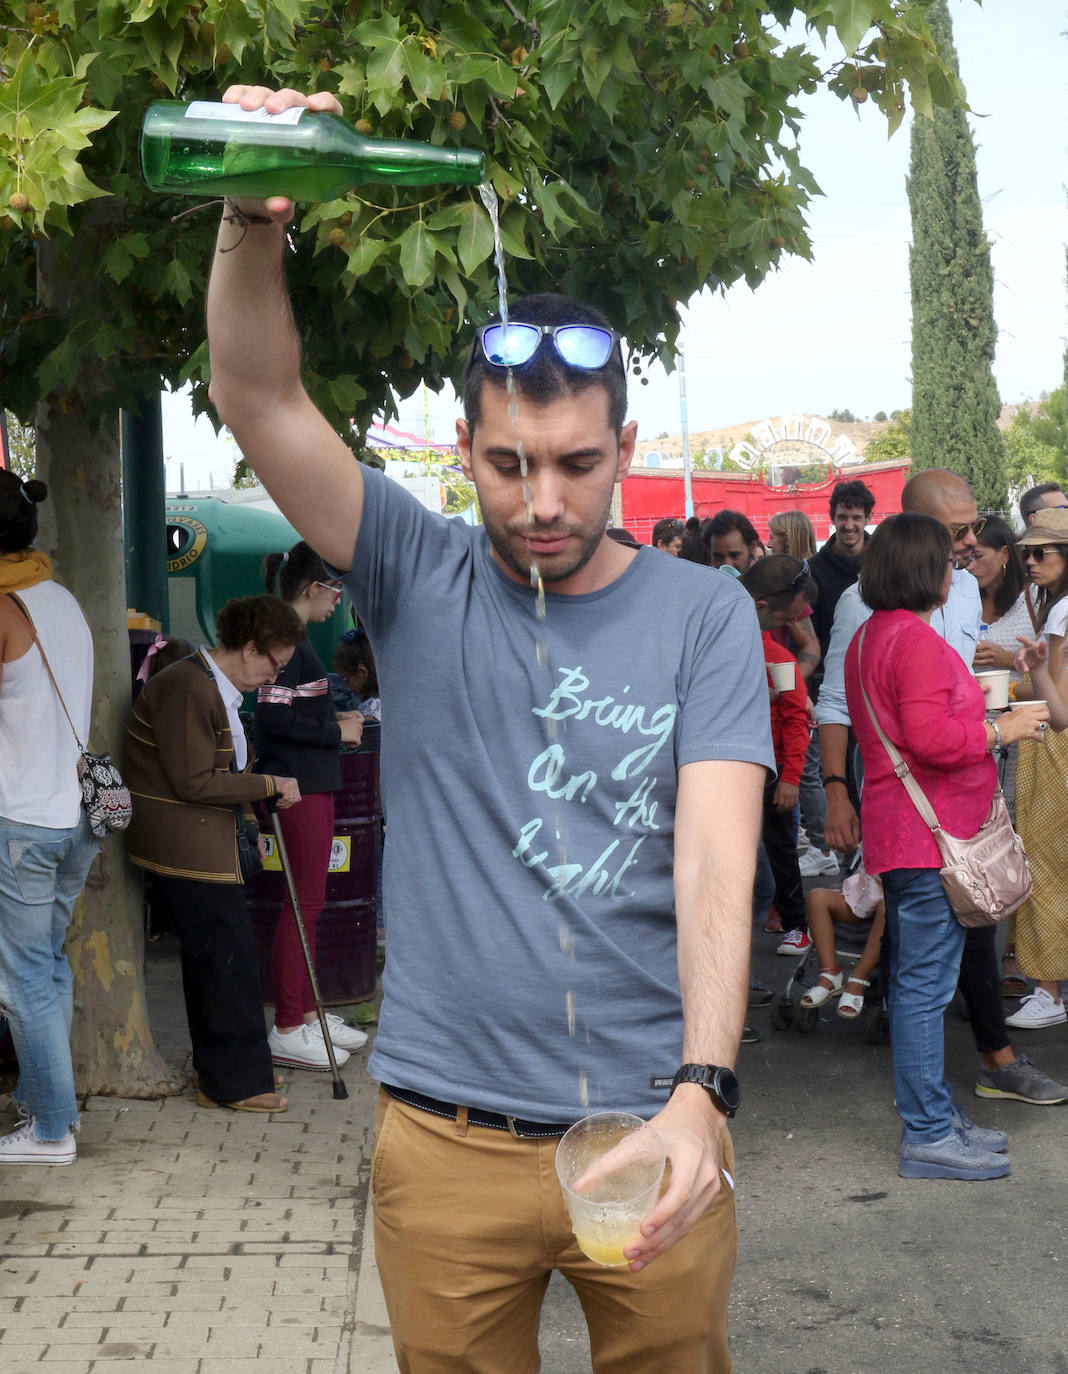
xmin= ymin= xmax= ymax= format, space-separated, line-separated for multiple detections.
xmin=347 ymin=466 xmax=774 ymax=1120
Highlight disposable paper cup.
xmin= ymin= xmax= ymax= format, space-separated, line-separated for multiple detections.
xmin=555 ymin=1113 xmax=665 ymax=1267
xmin=767 ymin=660 xmax=795 ymax=693
xmin=974 ymin=669 xmax=1010 ymax=710
xmin=1010 ymin=700 xmax=1046 ymax=710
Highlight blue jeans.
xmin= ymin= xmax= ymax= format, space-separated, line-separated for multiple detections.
xmin=798 ymin=731 xmax=827 ymax=851
xmin=0 ymin=812 xmax=99 ymax=1140
xmin=882 ymin=868 xmax=966 ymax=1144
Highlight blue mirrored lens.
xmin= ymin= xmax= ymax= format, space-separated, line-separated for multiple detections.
xmin=482 ymin=323 xmax=540 ymax=366
xmin=555 ymin=326 xmax=614 ymax=368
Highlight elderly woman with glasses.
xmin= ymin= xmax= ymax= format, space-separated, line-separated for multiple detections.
xmin=845 ymin=514 xmax=1048 ymax=1180
xmin=1000 ymin=510 xmax=1068 ymax=1033
xmin=254 ymin=540 xmax=368 ymax=1072
xmin=125 ymin=595 xmax=305 ymax=1113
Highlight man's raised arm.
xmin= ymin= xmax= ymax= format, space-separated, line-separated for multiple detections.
xmin=205 ymin=86 xmax=364 ymax=571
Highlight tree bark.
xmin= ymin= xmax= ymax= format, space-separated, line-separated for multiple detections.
xmin=33 ymin=224 xmax=184 ymax=1098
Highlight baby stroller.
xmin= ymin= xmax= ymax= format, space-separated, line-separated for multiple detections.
xmin=769 ymin=858 xmax=890 ymax=1043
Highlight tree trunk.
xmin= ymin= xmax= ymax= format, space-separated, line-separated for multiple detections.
xmin=34 ymin=225 xmax=183 ymax=1098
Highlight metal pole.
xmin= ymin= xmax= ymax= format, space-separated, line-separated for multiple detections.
xmin=121 ymin=393 xmax=170 ymax=632
xmin=679 ymin=350 xmax=694 ymax=518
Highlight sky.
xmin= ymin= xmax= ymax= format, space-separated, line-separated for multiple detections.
xmin=162 ymin=0 xmax=1068 ymax=487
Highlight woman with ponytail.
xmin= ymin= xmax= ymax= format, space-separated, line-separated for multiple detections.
xmin=0 ymin=472 xmax=99 ymax=1165
xmin=254 ymin=541 xmax=367 ymax=1071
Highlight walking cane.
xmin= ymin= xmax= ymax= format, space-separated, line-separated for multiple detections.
xmin=269 ymin=806 xmax=348 ymax=1100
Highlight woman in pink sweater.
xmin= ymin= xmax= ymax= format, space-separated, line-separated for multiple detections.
xmin=844 ymin=514 xmax=1047 ymax=1182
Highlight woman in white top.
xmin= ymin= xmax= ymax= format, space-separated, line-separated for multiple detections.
xmin=970 ymin=515 xmax=1037 ymax=681
xmin=0 ymin=471 xmax=98 ymax=1166
xmin=1004 ymin=510 xmax=1068 ymax=1031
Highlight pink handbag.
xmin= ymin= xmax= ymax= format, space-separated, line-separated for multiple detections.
xmin=856 ymin=625 xmax=1032 ymax=928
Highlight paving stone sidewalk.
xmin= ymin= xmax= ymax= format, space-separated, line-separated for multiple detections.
xmin=0 ymin=935 xmax=398 ymax=1373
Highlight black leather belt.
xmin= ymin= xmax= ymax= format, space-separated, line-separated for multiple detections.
xmin=383 ymin=1084 xmax=572 ymax=1139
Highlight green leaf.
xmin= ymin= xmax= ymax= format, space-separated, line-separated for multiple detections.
xmin=454 ymin=199 xmax=494 ymax=275
xmin=397 ymin=221 xmax=438 ymax=288
xmin=826 ymin=0 xmax=880 ymax=58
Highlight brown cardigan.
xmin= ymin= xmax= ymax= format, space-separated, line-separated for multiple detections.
xmin=123 ymin=651 xmax=278 ymax=883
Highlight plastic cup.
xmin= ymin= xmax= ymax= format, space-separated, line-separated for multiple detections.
xmin=1010 ymin=700 xmax=1046 ymax=710
xmin=974 ymin=669 xmax=1010 ymax=709
xmin=555 ymin=1112 xmax=666 ymax=1267
xmin=767 ymin=660 xmax=795 ymax=693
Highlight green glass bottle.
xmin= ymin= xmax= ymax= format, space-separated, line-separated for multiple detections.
xmin=139 ymin=101 xmax=485 ymax=200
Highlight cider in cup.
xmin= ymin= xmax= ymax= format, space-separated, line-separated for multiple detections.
xmin=555 ymin=1113 xmax=666 ymax=1267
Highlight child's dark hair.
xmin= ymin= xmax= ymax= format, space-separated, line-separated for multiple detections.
xmin=333 ymin=627 xmax=379 ymax=697
xmin=263 ymin=540 xmax=331 ymax=602
xmin=0 ymin=471 xmax=47 ymax=554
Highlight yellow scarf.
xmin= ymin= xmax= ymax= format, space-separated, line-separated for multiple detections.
xmin=0 ymin=549 xmax=52 ymax=593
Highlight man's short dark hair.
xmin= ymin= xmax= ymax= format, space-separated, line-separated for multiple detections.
xmin=702 ymin=509 xmax=759 ymax=552
xmin=829 ymin=479 xmax=875 ymax=521
xmin=462 ymin=293 xmax=627 ymax=439
xmin=1020 ymin=482 xmax=1065 ymax=525
xmin=860 ymin=512 xmax=951 ymax=613
xmin=740 ymin=554 xmax=817 ymax=611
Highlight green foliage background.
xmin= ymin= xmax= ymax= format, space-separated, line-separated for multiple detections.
xmin=906 ymin=0 xmax=1006 ymax=511
xmin=0 ymin=0 xmax=968 ymax=451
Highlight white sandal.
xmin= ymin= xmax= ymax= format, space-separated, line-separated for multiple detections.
xmin=800 ymin=969 xmax=845 ymax=1008
xmin=837 ymin=977 xmax=870 ymax=1019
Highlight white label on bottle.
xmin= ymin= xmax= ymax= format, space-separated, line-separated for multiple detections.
xmin=186 ymin=100 xmax=304 ymax=125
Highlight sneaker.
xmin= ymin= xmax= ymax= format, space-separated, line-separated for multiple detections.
xmin=776 ymin=929 xmax=812 ymax=956
xmin=747 ymin=982 xmax=773 ymax=1008
xmin=796 ymin=826 xmax=811 ymax=852
xmin=0 ymin=1118 xmax=76 ymax=1166
xmin=951 ymin=1103 xmax=1007 ymax=1153
xmin=974 ymin=1053 xmax=1068 ymax=1105
xmin=740 ymin=1024 xmax=762 ymax=1044
xmin=899 ymin=1128 xmax=1010 ymax=1180
xmin=798 ymin=848 xmax=840 ymax=878
xmin=268 ymin=1024 xmax=351 ymax=1072
xmin=1004 ymin=987 xmax=1067 ymax=1030
xmin=324 ymin=1012 xmax=368 ymax=1052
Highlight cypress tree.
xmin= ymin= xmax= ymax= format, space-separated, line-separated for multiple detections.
xmin=907 ymin=0 xmax=1007 ymax=511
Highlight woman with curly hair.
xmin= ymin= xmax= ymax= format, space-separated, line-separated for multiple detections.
xmin=124 ymin=595 xmax=305 ymax=1113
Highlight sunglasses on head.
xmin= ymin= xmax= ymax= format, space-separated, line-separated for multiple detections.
xmin=946 ymin=517 xmax=987 ymax=541
xmin=1025 ymin=545 xmax=1065 ymax=563
xmin=475 ymin=322 xmax=621 ymax=371
xmin=790 ymin=558 xmax=811 ymax=593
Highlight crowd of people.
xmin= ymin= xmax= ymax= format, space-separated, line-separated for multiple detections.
xmin=0 ymin=75 xmax=1066 ymax=1372
xmin=0 ymin=469 xmax=380 ymax=1145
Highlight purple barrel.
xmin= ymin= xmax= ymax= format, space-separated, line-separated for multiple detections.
xmin=247 ymin=738 xmax=380 ymax=1007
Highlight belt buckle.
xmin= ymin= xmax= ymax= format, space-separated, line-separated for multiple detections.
xmin=506 ymin=1115 xmax=522 ymax=1139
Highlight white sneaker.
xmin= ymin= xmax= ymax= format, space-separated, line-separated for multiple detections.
xmin=0 ymin=1118 xmax=76 ymax=1166
xmin=1005 ymin=987 xmax=1067 ymax=1030
xmin=797 ymin=826 xmax=811 ymax=852
xmin=268 ymin=1023 xmax=351 ymax=1071
xmin=798 ymin=848 xmax=840 ymax=877
xmin=324 ymin=1013 xmax=368 ymax=1052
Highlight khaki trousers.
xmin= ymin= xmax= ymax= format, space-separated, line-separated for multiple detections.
xmin=371 ymin=1089 xmax=737 ymax=1374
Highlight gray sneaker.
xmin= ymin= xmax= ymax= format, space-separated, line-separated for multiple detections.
xmin=974 ymin=1054 xmax=1068 ymax=1105
xmin=951 ymin=1103 xmax=1007 ymax=1153
xmin=899 ymin=1128 xmax=1010 ymax=1181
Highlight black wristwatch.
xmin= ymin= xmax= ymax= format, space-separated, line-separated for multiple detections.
xmin=670 ymin=1063 xmax=741 ymax=1119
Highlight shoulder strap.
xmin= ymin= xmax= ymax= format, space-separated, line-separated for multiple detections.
xmin=856 ymin=623 xmax=943 ymax=835
xmin=6 ymin=591 xmax=86 ymax=753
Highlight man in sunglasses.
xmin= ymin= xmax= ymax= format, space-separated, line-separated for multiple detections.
xmin=206 ymin=83 xmax=773 ymax=1374
xmin=1020 ymin=481 xmax=1068 ymax=527
xmin=816 ymin=467 xmax=1068 ymax=1116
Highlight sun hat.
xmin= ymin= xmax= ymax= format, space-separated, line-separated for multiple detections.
xmin=1017 ymin=508 xmax=1068 ymax=545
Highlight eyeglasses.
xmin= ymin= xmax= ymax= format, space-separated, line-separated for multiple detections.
xmin=263 ymin=647 xmax=283 ymax=677
xmin=314 ymin=581 xmax=343 ymax=601
xmin=475 ymin=322 xmax=621 ymax=371
xmin=1025 ymin=545 xmax=1064 ymax=563
xmin=946 ymin=517 xmax=987 ymax=541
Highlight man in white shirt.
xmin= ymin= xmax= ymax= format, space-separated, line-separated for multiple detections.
xmin=817 ymin=468 xmax=1068 ymax=1108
